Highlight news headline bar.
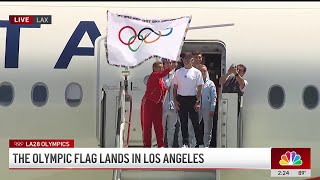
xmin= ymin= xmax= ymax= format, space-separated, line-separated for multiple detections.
xmin=8 ymin=140 xmax=311 ymax=171
xmin=9 ymin=148 xmax=270 ymax=169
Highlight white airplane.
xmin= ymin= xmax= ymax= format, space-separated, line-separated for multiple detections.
xmin=0 ymin=1 xmax=319 ymax=180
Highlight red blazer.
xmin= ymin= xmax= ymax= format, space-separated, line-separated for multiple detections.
xmin=143 ymin=68 xmax=171 ymax=104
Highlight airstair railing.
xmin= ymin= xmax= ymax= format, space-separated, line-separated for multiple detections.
xmin=217 ymin=88 xmax=225 ymax=148
xmin=113 ymin=85 xmax=126 ymax=180
xmin=238 ymin=96 xmax=244 ymax=148
xmin=99 ymin=89 xmax=107 ymax=148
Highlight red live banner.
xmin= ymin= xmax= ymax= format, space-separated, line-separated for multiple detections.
xmin=9 ymin=16 xmax=33 ymax=24
xmin=9 ymin=15 xmax=52 ymax=24
xmin=9 ymin=139 xmax=74 ymax=148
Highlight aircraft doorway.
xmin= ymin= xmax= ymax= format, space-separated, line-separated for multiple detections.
xmin=172 ymin=40 xmax=226 ymax=148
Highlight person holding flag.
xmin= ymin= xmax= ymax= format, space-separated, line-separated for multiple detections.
xmin=141 ymin=60 xmax=177 ymax=148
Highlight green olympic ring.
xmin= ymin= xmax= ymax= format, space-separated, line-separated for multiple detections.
xmin=128 ymin=35 xmax=145 ymax=52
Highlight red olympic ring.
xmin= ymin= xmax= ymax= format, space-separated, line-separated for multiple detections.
xmin=118 ymin=26 xmax=137 ymax=46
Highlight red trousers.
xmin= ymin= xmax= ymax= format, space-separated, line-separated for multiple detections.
xmin=140 ymin=98 xmax=165 ymax=148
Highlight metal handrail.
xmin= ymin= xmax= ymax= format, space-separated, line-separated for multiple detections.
xmin=99 ymin=89 xmax=107 ymax=148
xmin=238 ymin=97 xmax=244 ymax=148
xmin=94 ymin=36 xmax=106 ymax=143
xmin=113 ymin=86 xmax=125 ymax=180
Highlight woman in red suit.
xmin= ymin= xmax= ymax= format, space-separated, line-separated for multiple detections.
xmin=141 ymin=59 xmax=176 ymax=148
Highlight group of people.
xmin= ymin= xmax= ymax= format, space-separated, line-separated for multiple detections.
xmin=140 ymin=51 xmax=248 ymax=148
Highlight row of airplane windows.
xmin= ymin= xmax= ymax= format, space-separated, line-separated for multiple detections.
xmin=268 ymin=84 xmax=318 ymax=110
xmin=0 ymin=82 xmax=82 ymax=107
xmin=0 ymin=82 xmax=319 ymax=109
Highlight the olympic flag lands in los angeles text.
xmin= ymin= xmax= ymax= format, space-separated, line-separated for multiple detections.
xmin=106 ymin=11 xmax=192 ymax=68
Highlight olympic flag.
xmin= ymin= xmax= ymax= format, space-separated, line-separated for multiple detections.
xmin=106 ymin=11 xmax=192 ymax=68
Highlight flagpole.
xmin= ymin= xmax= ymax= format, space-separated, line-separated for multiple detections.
xmin=188 ymin=23 xmax=235 ymax=30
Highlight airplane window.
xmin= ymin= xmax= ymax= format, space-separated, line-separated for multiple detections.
xmin=65 ymin=82 xmax=83 ymax=107
xmin=0 ymin=82 xmax=14 ymax=107
xmin=268 ymin=85 xmax=285 ymax=109
xmin=303 ymin=85 xmax=319 ymax=110
xmin=31 ymin=82 xmax=48 ymax=107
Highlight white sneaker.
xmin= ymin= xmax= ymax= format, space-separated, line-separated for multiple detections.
xmin=182 ymin=144 xmax=189 ymax=148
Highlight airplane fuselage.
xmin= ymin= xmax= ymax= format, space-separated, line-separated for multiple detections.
xmin=0 ymin=2 xmax=319 ymax=180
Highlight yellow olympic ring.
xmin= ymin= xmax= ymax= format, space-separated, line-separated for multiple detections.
xmin=143 ymin=31 xmax=162 ymax=44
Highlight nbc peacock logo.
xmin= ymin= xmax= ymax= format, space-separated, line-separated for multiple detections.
xmin=279 ymin=151 xmax=303 ymax=166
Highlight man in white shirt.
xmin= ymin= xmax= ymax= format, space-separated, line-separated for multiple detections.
xmin=173 ymin=52 xmax=205 ymax=148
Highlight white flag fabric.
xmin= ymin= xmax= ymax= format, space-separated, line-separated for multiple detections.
xmin=106 ymin=11 xmax=192 ymax=68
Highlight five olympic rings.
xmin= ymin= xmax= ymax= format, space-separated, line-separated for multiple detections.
xmin=14 ymin=142 xmax=24 ymax=146
xmin=118 ymin=26 xmax=173 ymax=52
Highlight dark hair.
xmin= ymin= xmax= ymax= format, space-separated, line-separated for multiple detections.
xmin=192 ymin=50 xmax=202 ymax=56
xmin=181 ymin=52 xmax=193 ymax=60
xmin=238 ymin=64 xmax=247 ymax=73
